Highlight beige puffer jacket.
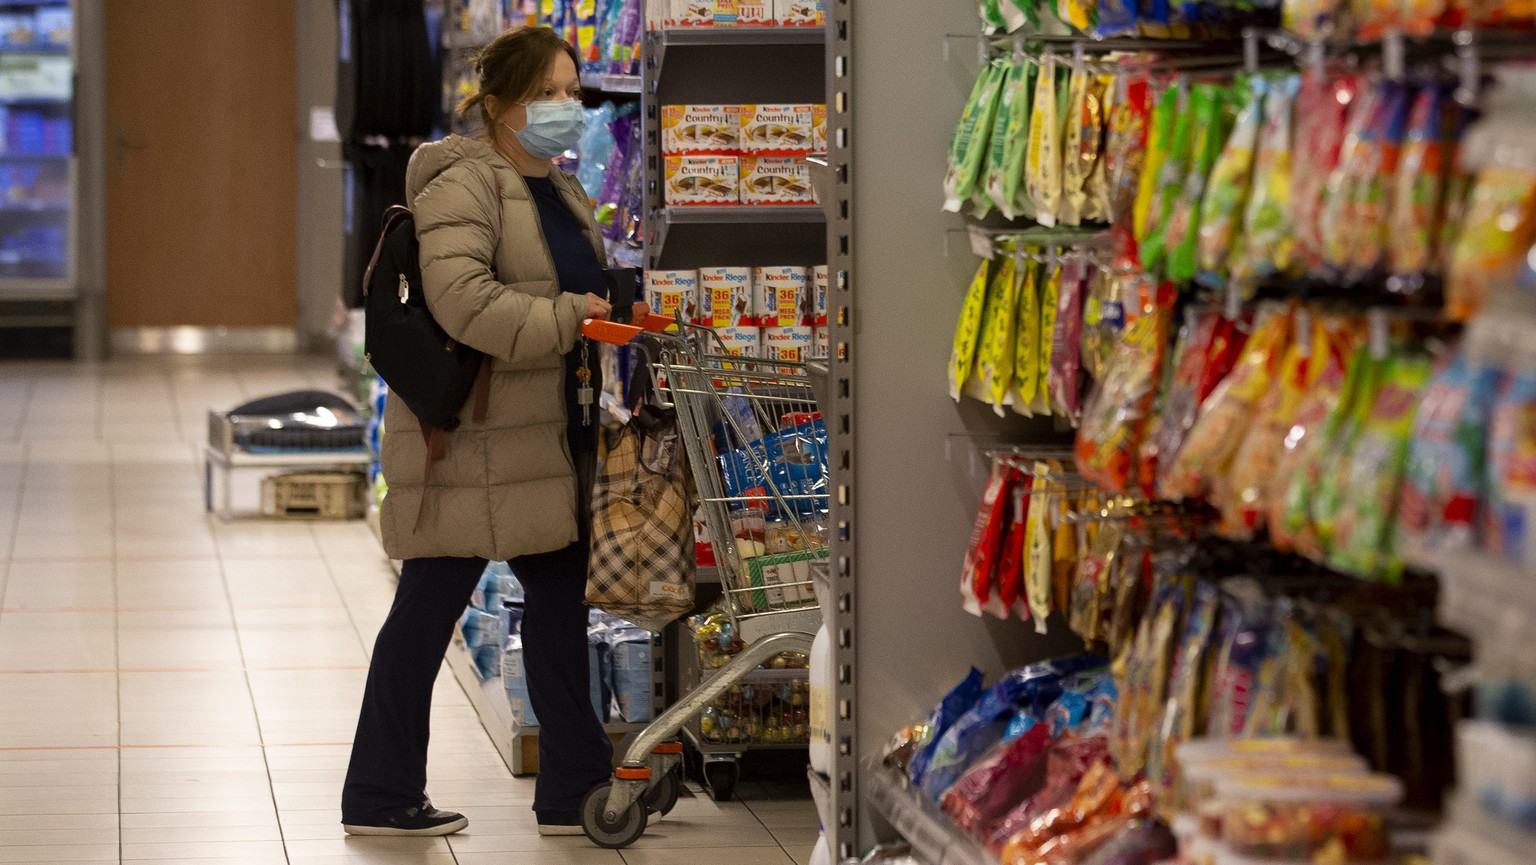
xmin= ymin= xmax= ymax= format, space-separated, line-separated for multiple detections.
xmin=379 ymin=135 xmax=601 ymax=562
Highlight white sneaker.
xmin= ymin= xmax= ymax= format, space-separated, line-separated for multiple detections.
xmin=537 ymin=822 xmax=584 ymax=837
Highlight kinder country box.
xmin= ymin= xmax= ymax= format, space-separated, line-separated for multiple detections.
xmin=775 ymin=0 xmax=824 ymax=25
xmin=740 ymin=104 xmax=816 ymax=156
xmin=664 ymin=155 xmax=739 ymax=206
xmin=699 ymin=266 xmax=753 ymax=327
xmin=753 ymin=265 xmax=808 ymax=327
xmin=662 ymin=105 xmax=741 ymax=154
xmin=737 ymin=0 xmax=773 ymax=24
xmin=666 ymin=0 xmax=714 ymax=26
xmin=740 ymin=157 xmax=817 ymax=206
xmin=645 ymin=270 xmax=699 ymax=321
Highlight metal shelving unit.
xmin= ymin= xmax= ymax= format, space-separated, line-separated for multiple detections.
xmin=591 ymin=72 xmax=643 ymax=95
xmin=864 ymin=763 xmax=996 ymax=865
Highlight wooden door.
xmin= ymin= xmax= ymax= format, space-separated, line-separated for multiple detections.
xmin=105 ymin=0 xmax=297 ymax=330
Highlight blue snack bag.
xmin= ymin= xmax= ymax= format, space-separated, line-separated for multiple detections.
xmin=908 ymin=668 xmax=986 ymax=786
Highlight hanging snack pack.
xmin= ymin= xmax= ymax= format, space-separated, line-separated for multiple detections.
xmin=1316 ymin=80 xmax=1383 ymax=277
xmin=1027 ymin=55 xmax=1064 ymax=226
xmin=1050 ymin=258 xmax=1088 ymax=421
xmin=961 ymin=461 xmax=1021 ymax=617
xmin=1026 ymin=462 xmax=1057 ymax=630
xmin=1292 ymin=72 xmax=1359 ymax=273
xmin=1389 ymin=83 xmax=1453 ymax=281
xmin=1036 ymin=259 xmax=1062 ymax=416
xmin=987 ymin=59 xmax=1038 ymax=220
xmin=1014 ymin=256 xmax=1044 ymax=414
xmin=1139 ymin=82 xmax=1198 ymax=277
xmin=1236 ymin=74 xmax=1300 ymax=281
xmin=1446 ymin=166 xmax=1536 ymax=320
xmin=973 ymin=250 xmax=1023 ymax=415
xmin=1196 ymin=78 xmax=1264 ymax=282
xmin=950 ymin=259 xmax=994 ymax=402
xmin=1299 ymin=344 xmax=1384 ymax=558
xmin=1075 ymin=296 xmax=1173 ymax=494
xmin=1166 ymin=82 xmax=1234 ymax=284
xmin=1106 ymin=75 xmax=1151 ymax=228
xmin=946 ymin=62 xmax=1009 ymax=213
xmin=1219 ymin=310 xmax=1313 ymax=538
xmin=1483 ymin=356 xmax=1536 ymax=567
xmin=1134 ymin=82 xmax=1181 ymax=250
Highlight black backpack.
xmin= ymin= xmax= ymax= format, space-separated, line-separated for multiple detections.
xmin=362 ymin=205 xmax=490 ymax=456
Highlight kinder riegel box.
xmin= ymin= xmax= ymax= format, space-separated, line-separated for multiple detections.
xmin=763 ymin=325 xmax=813 ymax=371
xmin=740 ymin=104 xmax=816 ymax=156
xmin=775 ymin=0 xmax=823 ymax=25
xmin=811 ymin=327 xmax=830 ymax=360
xmin=699 ymin=266 xmax=753 ymax=327
xmin=645 ymin=270 xmax=698 ymax=321
xmin=810 ymin=265 xmax=829 ymax=326
xmin=753 ymin=266 xmax=808 ymax=327
xmin=740 ymin=157 xmax=817 ymax=206
xmin=736 ymin=0 xmax=773 ymax=24
xmin=662 ymin=105 xmax=741 ymax=155
xmin=812 ymin=104 xmax=827 ymax=153
xmin=717 ymin=325 xmax=761 ymax=359
xmin=664 ymin=156 xmax=739 ymax=206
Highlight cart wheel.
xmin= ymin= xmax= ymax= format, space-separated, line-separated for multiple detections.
xmin=643 ymin=770 xmax=681 ymax=816
xmin=703 ymin=761 xmax=738 ymax=802
xmin=581 ymin=782 xmax=648 ymax=849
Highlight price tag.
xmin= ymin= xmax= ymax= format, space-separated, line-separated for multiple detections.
xmin=968 ymin=226 xmax=997 ymax=260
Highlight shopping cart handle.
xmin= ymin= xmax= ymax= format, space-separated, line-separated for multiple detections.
xmin=638 ymin=313 xmax=681 ymax=332
xmin=581 ymin=318 xmax=645 ymax=345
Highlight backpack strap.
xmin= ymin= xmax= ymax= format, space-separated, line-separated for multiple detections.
xmin=362 ymin=205 xmax=412 ymax=299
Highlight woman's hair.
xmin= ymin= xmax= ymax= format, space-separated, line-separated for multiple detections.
xmin=457 ymin=26 xmax=581 ymax=134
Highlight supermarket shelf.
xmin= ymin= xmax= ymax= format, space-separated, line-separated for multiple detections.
xmin=656 ymin=25 xmax=826 ymax=47
xmin=1430 ymin=795 xmax=1536 ymax=865
xmin=661 ymin=204 xmax=825 ymax=224
xmin=865 ymin=762 xmax=995 ymax=865
xmin=1433 ymin=545 xmax=1536 ymax=636
xmin=444 ymin=629 xmax=520 ymax=773
xmin=0 ymin=276 xmax=72 ymax=300
xmin=591 ymin=72 xmax=642 ymax=94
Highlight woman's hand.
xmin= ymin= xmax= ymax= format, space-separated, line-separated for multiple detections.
xmin=585 ymin=293 xmax=612 ymax=320
xmin=632 ymin=302 xmax=651 ymax=323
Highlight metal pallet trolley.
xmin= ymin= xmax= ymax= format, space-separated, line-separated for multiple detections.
xmin=581 ymin=324 xmax=828 ymax=849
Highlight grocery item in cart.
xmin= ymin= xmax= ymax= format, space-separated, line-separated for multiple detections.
xmin=699 ymin=265 xmax=753 ymax=327
xmin=1214 ymin=772 xmax=1402 ymax=863
xmin=664 ymin=155 xmax=740 ymax=206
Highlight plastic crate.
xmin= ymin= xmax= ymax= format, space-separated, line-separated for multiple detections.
xmin=259 ymin=471 xmax=365 ymax=520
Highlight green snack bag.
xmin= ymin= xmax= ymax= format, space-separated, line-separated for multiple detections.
xmin=1306 ymin=345 xmax=1384 ymax=558
xmin=1139 ymin=81 xmax=1198 ymax=277
xmin=1166 ymin=82 xmax=1235 ymax=283
xmin=948 ymin=258 xmax=994 ymax=402
xmin=1197 ymin=77 xmax=1266 ymax=281
xmin=981 ymin=60 xmax=1031 ymax=218
xmin=1134 ymin=82 xmax=1181 ymax=247
xmin=943 ymin=64 xmax=1004 ymax=213
xmin=1001 ymin=59 xmax=1039 ymax=219
xmin=979 ymin=0 xmax=1007 ymax=31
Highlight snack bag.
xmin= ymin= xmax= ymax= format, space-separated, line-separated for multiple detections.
xmin=988 ymin=59 xmax=1037 ymax=219
xmin=1133 ymin=81 xmax=1180 ymax=248
xmin=1003 ymin=60 xmax=1041 ymax=220
xmin=960 ymin=460 xmax=1016 ymax=617
xmin=1059 ymin=0 xmax=1097 ymax=31
xmin=1074 ymin=293 xmax=1173 ymax=494
xmin=1270 ymin=318 xmax=1363 ymax=553
xmin=1436 ymin=102 xmax=1475 ymax=272
xmin=1037 ymin=259 xmax=1062 ymax=416
xmin=1331 ymin=351 xmax=1432 ymax=581
xmin=1025 ymin=462 xmax=1057 ymax=630
xmin=969 ymin=249 xmax=1021 ymax=414
xmin=1106 ymin=75 xmax=1152 ymax=227
xmin=1389 ymin=83 xmax=1453 ymax=281
xmin=1292 ymin=72 xmax=1360 ymax=273
xmin=1096 ymin=0 xmax=1138 ymax=34
xmin=1050 ymin=259 xmax=1087 ymax=421
xmin=1051 ymin=488 xmax=1078 ymax=617
xmin=1079 ymin=267 xmax=1122 ymax=381
xmin=908 ymin=668 xmax=987 ymax=786
xmin=1115 ymin=585 xmax=1182 ymax=779
xmin=1161 ymin=303 xmax=1293 ymax=502
xmin=1316 ymin=80 xmax=1384 ymax=277
xmin=1447 ymin=167 xmax=1536 ymax=321
xmin=1143 ymin=309 xmax=1217 ymax=499
xmin=1301 ymin=344 xmax=1384 ymax=559
xmin=988 ymin=736 xmax=1111 ymax=850
xmin=1058 ymin=69 xmax=1092 ymax=227
xmin=1236 ymin=74 xmax=1300 ymax=281
xmin=1197 ymin=77 xmax=1264 ymax=280
xmin=1167 ymin=82 xmax=1234 ymax=283
xmin=1013 ymin=256 xmax=1043 ymax=414
xmin=1084 ymin=74 xmax=1116 ymax=224
xmin=949 ymin=259 xmax=993 ymax=402
xmin=1483 ymin=361 xmax=1536 ymax=567
xmin=997 ymin=479 xmax=1032 ymax=614
xmin=940 ymin=723 xmax=1054 ymax=835
xmin=1147 ymin=581 xmax=1220 ymax=814
xmin=1139 ymin=82 xmax=1199 ymax=277
xmin=1344 ymin=81 xmax=1413 ymax=280
xmin=1218 ymin=309 xmax=1314 ymax=538
xmin=1027 ymin=56 xmax=1064 ymax=226
xmin=1398 ymin=349 xmax=1501 ymax=565
xmin=945 ymin=62 xmax=1007 ymax=213
xmin=1069 ymin=519 xmax=1123 ymax=642
xmin=1206 ymin=581 xmax=1274 ymax=737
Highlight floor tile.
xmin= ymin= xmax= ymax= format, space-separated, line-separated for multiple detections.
xmin=618 ymin=846 xmax=796 ymax=865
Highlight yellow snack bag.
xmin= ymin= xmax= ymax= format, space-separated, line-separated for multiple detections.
xmin=948 ymin=258 xmax=993 ymax=402
xmin=1027 ymin=56 xmax=1062 ymax=227
xmin=1038 ymin=258 xmax=1062 ymax=417
xmin=1058 ymin=68 xmax=1091 ymax=227
xmin=1025 ymin=462 xmax=1055 ymax=633
xmin=1013 ymin=254 xmax=1042 ymax=414
xmin=970 ymin=248 xmax=1021 ymax=415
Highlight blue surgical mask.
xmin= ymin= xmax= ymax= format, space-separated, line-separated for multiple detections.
xmin=504 ymin=99 xmax=585 ymax=159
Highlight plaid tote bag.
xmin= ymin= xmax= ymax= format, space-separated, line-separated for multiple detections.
xmin=586 ymin=401 xmax=696 ymax=632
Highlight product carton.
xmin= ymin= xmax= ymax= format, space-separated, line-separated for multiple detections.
xmin=664 ymin=155 xmax=740 ymax=206
xmin=812 ymin=104 xmax=827 ymax=153
xmin=666 ymin=0 xmax=714 ymax=26
xmin=740 ymin=156 xmax=816 ymax=206
xmin=737 ymin=0 xmax=774 ymax=25
xmin=661 ymin=104 xmax=741 ymax=154
xmin=775 ymin=0 xmax=824 ymax=26
xmin=645 ymin=269 xmax=700 ymax=321
xmin=740 ymin=104 xmax=815 ymax=156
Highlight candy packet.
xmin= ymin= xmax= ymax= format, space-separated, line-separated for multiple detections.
xmin=1059 ymin=0 xmax=1098 ymax=31
xmin=908 ymin=668 xmax=987 ymax=786
xmin=1139 ymin=81 xmax=1198 ymax=278
xmin=1058 ymin=69 xmax=1091 ymax=228
xmin=1291 ymin=71 xmax=1359 ymax=274
xmin=1389 ymin=83 xmax=1453 ymax=282
xmin=1206 ymin=579 xmax=1274 ymax=737
xmin=941 ymin=723 xmax=1054 ymax=835
xmin=961 ymin=460 xmax=1020 ymax=617
xmin=945 ymin=62 xmax=1008 ymax=213
xmin=1161 ymin=303 xmax=1292 ymax=502
xmin=1398 ymin=348 xmax=1501 ymax=565
xmin=1051 ymin=488 xmax=1079 ymax=618
xmin=1331 ymin=350 xmax=1433 ymax=581
xmin=1050 ymin=258 xmax=1087 ymax=421
xmin=1197 ymin=77 xmax=1265 ymax=282
xmin=1027 ymin=55 xmax=1064 ymax=227
xmin=1069 ymin=520 xmax=1123 ymax=641
xmin=949 ymin=259 xmax=993 ymax=402
xmin=1141 ymin=309 xmax=1213 ymax=499
xmin=1096 ymin=0 xmax=1138 ymax=34
xmin=1344 ymin=81 xmax=1413 ymax=281
xmin=1235 ymin=73 xmax=1299 ymax=281
xmin=1167 ymin=82 xmax=1235 ymax=284
xmin=1013 ymin=255 xmax=1043 ymax=414
xmin=1447 ymin=167 xmax=1536 ymax=321
xmin=970 ymin=249 xmax=1022 ymax=414
xmin=1114 ymin=584 xmax=1182 ymax=779
xmin=1025 ymin=463 xmax=1056 ymax=630
xmin=988 ymin=736 xmax=1110 ymax=850
xmin=1074 ymin=293 xmax=1173 ymax=494
xmin=1038 ymin=258 xmax=1062 ymax=415
xmin=1079 ymin=267 xmax=1122 ymax=382
xmin=987 ymin=59 xmax=1037 ymax=219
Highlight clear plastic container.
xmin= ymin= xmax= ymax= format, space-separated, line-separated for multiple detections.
xmin=1216 ymin=773 xmax=1403 ymax=863
xmin=1173 ymin=738 xmax=1360 ymax=815
xmin=1181 ymin=751 xmax=1369 ymax=819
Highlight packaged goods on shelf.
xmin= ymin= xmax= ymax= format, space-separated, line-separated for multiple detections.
xmin=740 ymin=156 xmax=818 ymax=205
xmin=699 ymin=266 xmax=754 ymax=326
xmin=645 ymin=269 xmax=699 ymax=321
xmin=737 ymin=0 xmax=773 ymax=25
xmin=718 ymin=324 xmax=762 ymax=357
xmin=775 ymin=0 xmax=823 ymax=26
xmin=741 ymin=104 xmax=818 ymax=156
xmin=664 ymin=154 xmax=740 ymax=205
xmin=662 ymin=104 xmax=742 ymax=155
xmin=753 ymin=265 xmax=809 ymax=327
xmin=811 ymin=265 xmax=829 ymax=326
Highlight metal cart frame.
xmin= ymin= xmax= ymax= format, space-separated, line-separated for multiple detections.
xmin=581 ymin=324 xmax=828 ymax=848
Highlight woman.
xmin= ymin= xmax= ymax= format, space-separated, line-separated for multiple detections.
xmin=341 ymin=26 xmax=641 ymax=837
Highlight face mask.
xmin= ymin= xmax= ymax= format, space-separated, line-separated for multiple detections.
xmin=504 ymin=99 xmax=585 ymax=160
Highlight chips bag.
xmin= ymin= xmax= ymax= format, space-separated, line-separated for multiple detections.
xmin=971 ymin=249 xmax=1022 ymax=414
xmin=1050 ymin=259 xmax=1088 ymax=422
xmin=961 ymin=461 xmax=1021 ymax=616
xmin=1483 ymin=361 xmax=1536 ymax=567
xmin=1107 ymin=75 xmax=1152 ymax=228
xmin=1389 ymin=83 xmax=1453 ymax=281
xmin=983 ymin=60 xmax=1033 ymax=219
xmin=950 ymin=259 xmax=993 ymax=402
xmin=1014 ymin=255 xmax=1043 ymax=414
xmin=1027 ymin=55 xmax=1064 ymax=226
xmin=1197 ymin=77 xmax=1265 ymax=281
xmin=1292 ymin=71 xmax=1360 ymax=273
xmin=1167 ymin=82 xmax=1235 ymax=283
xmin=1447 ymin=167 xmax=1536 ymax=321
xmin=1139 ymin=82 xmax=1199 ymax=277
xmin=1134 ymin=82 xmax=1183 ymax=253
xmin=1038 ymin=258 xmax=1062 ymax=416
xmin=1236 ymin=74 xmax=1300 ymax=281
xmin=945 ymin=62 xmax=1008 ymax=213
xmin=1074 ymin=292 xmax=1174 ymax=494
xmin=1303 ymin=344 xmax=1385 ymax=559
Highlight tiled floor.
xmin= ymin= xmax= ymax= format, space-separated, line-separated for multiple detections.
xmin=0 ymin=354 xmax=819 ymax=865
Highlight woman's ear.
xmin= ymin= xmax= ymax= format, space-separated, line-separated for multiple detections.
xmin=484 ymin=94 xmax=503 ymax=121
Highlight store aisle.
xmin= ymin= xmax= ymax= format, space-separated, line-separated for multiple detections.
xmin=0 ymin=355 xmax=817 ymax=865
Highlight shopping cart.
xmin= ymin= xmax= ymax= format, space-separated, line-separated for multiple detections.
xmin=580 ymin=322 xmax=829 ymax=849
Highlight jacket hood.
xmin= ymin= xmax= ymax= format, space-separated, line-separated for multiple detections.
xmin=406 ymin=135 xmax=502 ymax=200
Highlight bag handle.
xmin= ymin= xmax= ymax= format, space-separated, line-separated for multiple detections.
xmin=362 ymin=205 xmax=413 ymax=299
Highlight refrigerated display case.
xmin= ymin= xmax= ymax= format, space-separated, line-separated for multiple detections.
xmin=0 ymin=1 xmax=73 ymax=295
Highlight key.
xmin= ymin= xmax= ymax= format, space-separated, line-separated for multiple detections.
xmin=579 ymin=384 xmax=594 ymax=426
